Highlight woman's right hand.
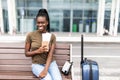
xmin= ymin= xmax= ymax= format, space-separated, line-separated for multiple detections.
xmin=36 ymin=45 xmax=48 ymax=54
xmin=25 ymin=42 xmax=48 ymax=57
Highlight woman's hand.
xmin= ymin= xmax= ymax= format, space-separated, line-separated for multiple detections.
xmin=39 ymin=69 xmax=47 ymax=78
xmin=36 ymin=45 xmax=48 ymax=53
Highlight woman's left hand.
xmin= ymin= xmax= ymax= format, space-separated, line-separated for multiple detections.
xmin=39 ymin=69 xmax=47 ymax=78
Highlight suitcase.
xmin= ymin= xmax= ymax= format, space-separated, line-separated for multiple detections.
xmin=80 ymin=35 xmax=99 ymax=80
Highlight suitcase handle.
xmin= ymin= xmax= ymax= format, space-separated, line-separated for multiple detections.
xmin=81 ymin=34 xmax=84 ymax=64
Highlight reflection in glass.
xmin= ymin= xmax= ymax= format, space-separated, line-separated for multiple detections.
xmin=63 ymin=10 xmax=70 ymax=32
xmin=104 ymin=0 xmax=112 ymax=31
xmin=73 ymin=0 xmax=98 ymax=33
xmin=118 ymin=5 xmax=120 ymax=32
xmin=48 ymin=0 xmax=71 ymax=32
xmin=1 ymin=0 xmax=9 ymax=33
xmin=15 ymin=0 xmax=99 ymax=33
xmin=16 ymin=0 xmax=42 ymax=34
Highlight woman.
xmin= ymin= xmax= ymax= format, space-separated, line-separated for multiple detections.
xmin=25 ymin=9 xmax=62 ymax=80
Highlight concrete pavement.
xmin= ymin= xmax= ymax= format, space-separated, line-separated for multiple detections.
xmin=72 ymin=57 xmax=120 ymax=80
xmin=0 ymin=33 xmax=120 ymax=80
xmin=0 ymin=33 xmax=120 ymax=43
xmin=72 ymin=42 xmax=120 ymax=80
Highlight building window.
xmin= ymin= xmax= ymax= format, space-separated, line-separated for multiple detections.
xmin=48 ymin=0 xmax=71 ymax=32
xmin=15 ymin=0 xmax=99 ymax=33
xmin=15 ymin=0 xmax=42 ymax=34
xmin=72 ymin=0 xmax=98 ymax=33
xmin=48 ymin=0 xmax=98 ymax=33
xmin=104 ymin=0 xmax=112 ymax=32
xmin=118 ymin=14 xmax=120 ymax=32
xmin=1 ymin=0 xmax=9 ymax=33
xmin=63 ymin=10 xmax=70 ymax=32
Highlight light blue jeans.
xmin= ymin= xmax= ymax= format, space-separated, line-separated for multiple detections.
xmin=32 ymin=61 xmax=62 ymax=80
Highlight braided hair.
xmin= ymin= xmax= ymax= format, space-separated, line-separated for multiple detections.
xmin=36 ymin=9 xmax=50 ymax=32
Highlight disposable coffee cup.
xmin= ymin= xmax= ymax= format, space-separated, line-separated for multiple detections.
xmin=42 ymin=41 xmax=49 ymax=52
xmin=42 ymin=33 xmax=51 ymax=52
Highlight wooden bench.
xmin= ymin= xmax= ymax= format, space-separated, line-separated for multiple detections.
xmin=0 ymin=42 xmax=73 ymax=80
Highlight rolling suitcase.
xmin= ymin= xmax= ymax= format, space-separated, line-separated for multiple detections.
xmin=80 ymin=35 xmax=99 ymax=80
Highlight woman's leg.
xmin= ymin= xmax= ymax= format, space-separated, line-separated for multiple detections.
xmin=32 ymin=64 xmax=52 ymax=80
xmin=48 ymin=61 xmax=62 ymax=80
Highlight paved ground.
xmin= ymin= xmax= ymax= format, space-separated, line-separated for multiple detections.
xmin=1 ymin=33 xmax=120 ymax=43
xmin=71 ymin=43 xmax=120 ymax=80
xmin=72 ymin=57 xmax=120 ymax=80
xmin=0 ymin=33 xmax=120 ymax=80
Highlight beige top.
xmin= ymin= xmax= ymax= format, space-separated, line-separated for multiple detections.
xmin=25 ymin=30 xmax=56 ymax=64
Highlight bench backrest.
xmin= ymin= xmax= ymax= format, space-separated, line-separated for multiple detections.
xmin=0 ymin=42 xmax=72 ymax=72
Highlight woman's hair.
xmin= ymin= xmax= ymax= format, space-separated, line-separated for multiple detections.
xmin=36 ymin=9 xmax=50 ymax=32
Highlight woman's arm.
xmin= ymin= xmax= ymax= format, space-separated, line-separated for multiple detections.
xmin=25 ymin=42 xmax=48 ymax=57
xmin=39 ymin=43 xmax=55 ymax=78
xmin=25 ymin=42 xmax=34 ymax=57
xmin=45 ymin=43 xmax=55 ymax=71
xmin=39 ymin=34 xmax=56 ymax=78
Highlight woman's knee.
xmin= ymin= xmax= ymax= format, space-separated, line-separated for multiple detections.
xmin=32 ymin=64 xmax=44 ymax=77
xmin=39 ymin=72 xmax=52 ymax=80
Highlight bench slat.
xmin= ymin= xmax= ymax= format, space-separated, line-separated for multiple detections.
xmin=55 ymin=43 xmax=70 ymax=49
xmin=0 ymin=43 xmax=70 ymax=49
xmin=0 ymin=75 xmax=38 ymax=80
xmin=54 ymin=55 xmax=70 ymax=60
xmin=0 ymin=54 xmax=30 ymax=59
xmin=0 ymin=71 xmax=71 ymax=80
xmin=0 ymin=54 xmax=69 ymax=60
xmin=0 ymin=59 xmax=68 ymax=67
xmin=0 ymin=65 xmax=66 ymax=71
xmin=0 ymin=43 xmax=25 ymax=49
xmin=0 ymin=65 xmax=31 ymax=71
xmin=0 ymin=60 xmax=32 ymax=65
xmin=0 ymin=49 xmax=69 ymax=54
xmin=0 ymin=71 xmax=34 ymax=76
xmin=54 ymin=49 xmax=70 ymax=55
xmin=0 ymin=49 xmax=24 ymax=54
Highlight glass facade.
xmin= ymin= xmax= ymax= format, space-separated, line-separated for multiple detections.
xmin=1 ymin=0 xmax=9 ymax=33
xmin=15 ymin=0 xmax=42 ymax=34
xmin=48 ymin=0 xmax=98 ymax=33
xmin=104 ymin=0 xmax=112 ymax=31
xmin=0 ymin=0 xmax=120 ymax=36
xmin=48 ymin=0 xmax=71 ymax=32
xmin=118 ymin=13 xmax=120 ymax=32
xmin=118 ymin=1 xmax=120 ymax=33
xmin=72 ymin=0 xmax=98 ymax=33
xmin=15 ymin=0 xmax=99 ymax=33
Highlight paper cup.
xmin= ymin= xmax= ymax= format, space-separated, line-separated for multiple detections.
xmin=42 ymin=41 xmax=49 ymax=51
xmin=42 ymin=33 xmax=51 ymax=52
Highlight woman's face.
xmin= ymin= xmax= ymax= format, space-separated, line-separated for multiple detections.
xmin=36 ymin=16 xmax=48 ymax=33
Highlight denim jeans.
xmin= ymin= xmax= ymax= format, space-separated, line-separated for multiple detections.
xmin=32 ymin=61 xmax=62 ymax=80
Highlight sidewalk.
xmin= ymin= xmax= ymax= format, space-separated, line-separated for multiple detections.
xmin=72 ymin=57 xmax=120 ymax=80
xmin=55 ymin=32 xmax=120 ymax=43
xmin=0 ymin=33 xmax=120 ymax=43
xmin=0 ymin=33 xmax=120 ymax=80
